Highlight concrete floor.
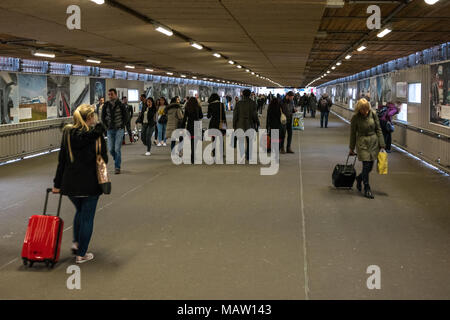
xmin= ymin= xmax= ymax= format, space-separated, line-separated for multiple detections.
xmin=0 ymin=112 xmax=449 ymax=300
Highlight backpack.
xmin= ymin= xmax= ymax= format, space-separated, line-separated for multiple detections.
xmin=377 ymin=106 xmax=388 ymax=120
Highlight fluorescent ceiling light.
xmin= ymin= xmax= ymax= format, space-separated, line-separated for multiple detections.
xmin=192 ymin=76 xmax=197 ymax=79
xmin=357 ymin=45 xmax=367 ymax=52
xmin=155 ymin=26 xmax=173 ymax=37
xmin=86 ymin=59 xmax=101 ymax=64
xmin=32 ymin=51 xmax=55 ymax=58
xmin=125 ymin=65 xmax=135 ymax=69
xmin=213 ymin=53 xmax=221 ymax=58
xmin=331 ymin=66 xmax=336 ymax=70
xmin=90 ymin=0 xmax=105 ymax=4
xmin=203 ymin=78 xmax=208 ymax=80
xmin=166 ymin=72 xmax=173 ymax=75
xmin=246 ymin=69 xmax=250 ymax=72
xmin=191 ymin=42 xmax=203 ymax=50
xmin=228 ymin=60 xmax=235 ymax=65
xmin=327 ymin=70 xmax=331 ymax=73
xmin=251 ymin=72 xmax=255 ymax=75
xmin=377 ymin=28 xmax=392 ymax=38
xmin=336 ymin=61 xmax=342 ymax=66
xmin=181 ymin=75 xmax=186 ymax=78
xmin=145 ymin=68 xmax=154 ymax=72
xmin=424 ymin=0 xmax=439 ymax=4
xmin=345 ymin=54 xmax=352 ymax=60
xmin=237 ymin=65 xmax=242 ymax=69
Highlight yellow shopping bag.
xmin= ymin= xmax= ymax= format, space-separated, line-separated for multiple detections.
xmin=377 ymin=150 xmax=388 ymax=174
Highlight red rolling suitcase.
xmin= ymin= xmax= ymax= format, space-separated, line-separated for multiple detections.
xmin=21 ymin=188 xmax=64 ymax=268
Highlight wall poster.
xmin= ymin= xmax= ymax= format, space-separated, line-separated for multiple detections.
xmin=430 ymin=61 xmax=450 ymax=127
xmin=0 ymin=72 xmax=19 ymax=124
xmin=47 ymin=75 xmax=70 ymax=118
xmin=90 ymin=78 xmax=106 ymax=105
xmin=70 ymin=76 xmax=90 ymax=114
xmin=18 ymin=74 xmax=47 ymax=122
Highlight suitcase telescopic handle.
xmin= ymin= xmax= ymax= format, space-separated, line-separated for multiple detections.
xmin=345 ymin=154 xmax=358 ymax=167
xmin=44 ymin=188 xmax=62 ymax=217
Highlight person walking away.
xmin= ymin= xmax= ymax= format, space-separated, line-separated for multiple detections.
xmin=136 ymin=97 xmax=156 ymax=156
xmin=101 ymin=88 xmax=127 ymax=174
xmin=95 ymin=97 xmax=104 ymax=123
xmin=266 ymin=98 xmax=285 ymax=153
xmin=318 ymin=93 xmax=332 ymax=128
xmin=181 ymin=97 xmax=204 ymax=164
xmin=280 ymin=91 xmax=296 ymax=154
xmin=156 ymin=97 xmax=168 ymax=146
xmin=349 ymin=98 xmax=386 ymax=199
xmin=122 ymin=96 xmax=134 ymax=144
xmin=233 ymin=89 xmax=259 ymax=160
xmin=166 ymin=96 xmax=185 ymax=151
xmin=299 ymin=93 xmax=308 ymax=114
xmin=207 ymin=93 xmax=228 ymax=158
xmin=53 ymin=104 xmax=107 ymax=264
xmin=139 ymin=94 xmax=146 ymax=113
xmin=378 ymin=102 xmax=400 ymax=153
xmin=309 ymin=93 xmax=318 ymax=118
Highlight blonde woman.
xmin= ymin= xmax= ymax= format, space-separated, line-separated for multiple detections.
xmin=52 ymin=104 xmax=108 ymax=263
xmin=349 ymin=98 xmax=386 ymax=199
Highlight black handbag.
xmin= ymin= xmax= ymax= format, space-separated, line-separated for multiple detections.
xmin=158 ymin=114 xmax=168 ymax=124
xmin=386 ymin=121 xmax=394 ymax=133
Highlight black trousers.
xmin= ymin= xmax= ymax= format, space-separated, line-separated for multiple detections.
xmin=382 ymin=128 xmax=392 ymax=151
xmin=358 ymin=161 xmax=374 ymax=186
xmin=282 ymin=118 xmax=293 ymax=150
xmin=125 ymin=121 xmax=132 ymax=142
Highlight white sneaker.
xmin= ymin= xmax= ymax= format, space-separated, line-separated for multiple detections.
xmin=145 ymin=152 xmax=151 ymax=156
xmin=163 ymin=142 xmax=167 ymax=147
xmin=76 ymin=253 xmax=94 ymax=264
xmin=157 ymin=143 xmax=162 ymax=147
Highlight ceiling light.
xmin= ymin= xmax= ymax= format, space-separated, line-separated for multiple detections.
xmin=336 ymin=61 xmax=342 ymax=66
xmin=125 ymin=65 xmax=135 ymax=69
xmin=331 ymin=66 xmax=336 ymax=70
xmin=192 ymin=76 xmax=197 ymax=79
xmin=203 ymin=78 xmax=208 ymax=80
xmin=327 ymin=70 xmax=331 ymax=74
xmin=424 ymin=0 xmax=439 ymax=4
xmin=345 ymin=54 xmax=352 ymax=60
xmin=86 ymin=59 xmax=101 ymax=64
xmin=209 ymin=78 xmax=213 ymax=81
xmin=228 ymin=60 xmax=235 ymax=65
xmin=32 ymin=51 xmax=55 ymax=58
xmin=377 ymin=28 xmax=392 ymax=38
xmin=246 ymin=69 xmax=250 ymax=72
xmin=237 ymin=65 xmax=242 ymax=69
xmin=181 ymin=75 xmax=186 ymax=78
xmin=155 ymin=25 xmax=173 ymax=37
xmin=213 ymin=53 xmax=221 ymax=58
xmin=251 ymin=72 xmax=255 ymax=75
xmin=166 ymin=72 xmax=173 ymax=75
xmin=145 ymin=68 xmax=154 ymax=72
xmin=191 ymin=42 xmax=203 ymax=50
xmin=357 ymin=45 xmax=367 ymax=52
xmin=90 ymin=0 xmax=105 ymax=4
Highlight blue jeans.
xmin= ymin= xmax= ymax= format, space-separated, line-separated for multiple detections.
xmin=320 ymin=111 xmax=329 ymax=128
xmin=157 ymin=123 xmax=167 ymax=143
xmin=107 ymin=128 xmax=124 ymax=169
xmin=69 ymin=196 xmax=99 ymax=257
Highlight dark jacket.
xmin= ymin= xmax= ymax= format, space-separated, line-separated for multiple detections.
xmin=233 ymin=97 xmax=259 ymax=131
xmin=136 ymin=105 xmax=157 ymax=127
xmin=182 ymin=105 xmax=203 ymax=137
xmin=207 ymin=101 xmax=227 ymax=130
xmin=124 ymin=104 xmax=134 ymax=124
xmin=318 ymin=94 xmax=332 ymax=112
xmin=281 ymin=99 xmax=295 ymax=119
xmin=309 ymin=94 xmax=318 ymax=111
xmin=266 ymin=102 xmax=283 ymax=131
xmin=101 ymin=99 xmax=127 ymax=130
xmin=300 ymin=95 xmax=309 ymax=107
xmin=54 ymin=124 xmax=108 ymax=196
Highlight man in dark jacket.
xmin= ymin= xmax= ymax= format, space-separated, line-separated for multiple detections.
xmin=101 ymin=88 xmax=127 ymax=174
xmin=233 ymin=89 xmax=259 ymax=160
xmin=281 ymin=91 xmax=296 ymax=154
xmin=318 ymin=93 xmax=332 ymax=128
xmin=122 ymin=96 xmax=134 ymax=144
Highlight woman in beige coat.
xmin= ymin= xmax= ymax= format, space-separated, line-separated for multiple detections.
xmin=349 ymin=98 xmax=386 ymax=199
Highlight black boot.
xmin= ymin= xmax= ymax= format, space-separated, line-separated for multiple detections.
xmin=356 ymin=175 xmax=362 ymax=192
xmin=364 ymin=184 xmax=374 ymax=199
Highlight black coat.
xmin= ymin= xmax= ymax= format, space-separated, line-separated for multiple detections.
xmin=136 ymin=105 xmax=157 ymax=127
xmin=266 ymin=102 xmax=283 ymax=131
xmin=182 ymin=105 xmax=203 ymax=137
xmin=101 ymin=99 xmax=127 ymax=130
xmin=54 ymin=124 xmax=108 ymax=197
xmin=207 ymin=101 xmax=227 ymax=130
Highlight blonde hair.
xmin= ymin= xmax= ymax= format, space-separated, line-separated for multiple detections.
xmin=64 ymin=104 xmax=95 ymax=162
xmin=355 ymin=98 xmax=371 ymax=115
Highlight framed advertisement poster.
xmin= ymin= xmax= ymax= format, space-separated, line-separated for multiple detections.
xmin=430 ymin=61 xmax=450 ymax=127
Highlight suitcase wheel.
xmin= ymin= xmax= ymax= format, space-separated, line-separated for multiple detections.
xmin=22 ymin=258 xmax=28 ymax=266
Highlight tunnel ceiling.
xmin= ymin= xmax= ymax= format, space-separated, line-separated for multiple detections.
xmin=0 ymin=0 xmax=449 ymax=88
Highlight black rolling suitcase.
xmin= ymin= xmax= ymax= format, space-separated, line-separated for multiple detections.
xmin=332 ymin=155 xmax=357 ymax=189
